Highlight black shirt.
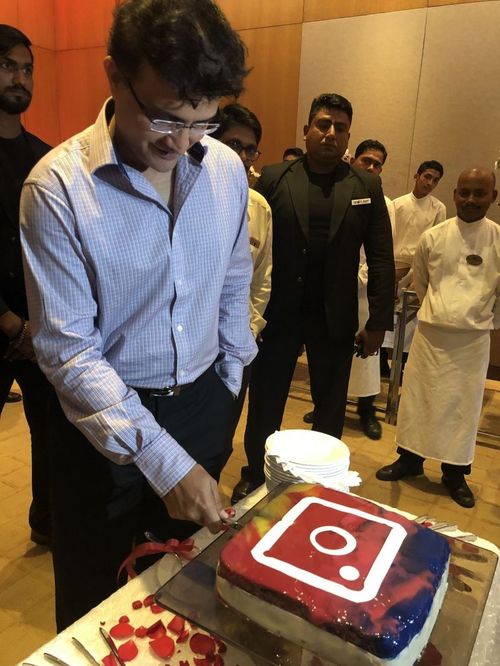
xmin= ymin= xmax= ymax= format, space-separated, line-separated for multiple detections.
xmin=0 ymin=128 xmax=51 ymax=321
xmin=302 ymin=160 xmax=350 ymax=314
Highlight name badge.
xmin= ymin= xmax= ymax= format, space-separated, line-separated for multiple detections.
xmin=352 ymin=198 xmax=371 ymax=206
xmin=466 ymin=254 xmax=482 ymax=266
xmin=249 ymin=236 xmax=261 ymax=249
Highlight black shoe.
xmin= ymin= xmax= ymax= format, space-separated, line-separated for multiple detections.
xmin=6 ymin=391 xmax=22 ymax=403
xmin=359 ymin=414 xmax=382 ymax=440
xmin=303 ymin=411 xmax=314 ymax=424
xmin=30 ymin=528 xmax=51 ymax=547
xmin=230 ymin=478 xmax=262 ymax=505
xmin=376 ymin=458 xmax=424 ymax=482
xmin=442 ymin=476 xmax=475 ymax=508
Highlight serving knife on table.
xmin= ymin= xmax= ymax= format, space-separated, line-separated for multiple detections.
xmin=99 ymin=626 xmax=127 ymax=666
xmin=71 ymin=637 xmax=101 ymax=665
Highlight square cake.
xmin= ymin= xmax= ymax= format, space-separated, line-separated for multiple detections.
xmin=216 ymin=484 xmax=450 ymax=665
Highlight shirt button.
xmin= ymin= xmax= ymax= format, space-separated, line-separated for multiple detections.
xmin=176 ymin=324 xmax=183 ymax=332
xmin=179 ymin=370 xmax=186 ymax=378
xmin=296 ymin=276 xmax=303 ymax=283
xmin=177 ymin=280 xmax=183 ymax=286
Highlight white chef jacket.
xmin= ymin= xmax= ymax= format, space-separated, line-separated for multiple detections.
xmin=248 ymin=188 xmax=273 ymax=336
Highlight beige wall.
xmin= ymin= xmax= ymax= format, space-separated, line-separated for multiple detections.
xmin=297 ymin=1 xmax=500 ymax=223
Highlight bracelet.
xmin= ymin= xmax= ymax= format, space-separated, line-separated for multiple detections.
xmin=10 ymin=319 xmax=28 ymax=350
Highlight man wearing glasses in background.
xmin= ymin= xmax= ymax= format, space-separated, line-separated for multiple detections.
xmin=0 ymin=25 xmax=52 ymax=547
xmin=20 ymin=0 xmax=256 ymax=630
xmin=212 ymin=104 xmax=272 ymax=498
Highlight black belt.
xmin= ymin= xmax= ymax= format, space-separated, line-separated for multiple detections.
xmin=132 ymin=382 xmax=195 ymax=397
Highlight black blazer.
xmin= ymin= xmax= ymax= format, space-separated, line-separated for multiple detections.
xmin=254 ymin=156 xmax=395 ymax=341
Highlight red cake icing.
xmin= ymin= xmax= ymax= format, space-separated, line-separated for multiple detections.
xmin=217 ymin=484 xmax=450 ymax=662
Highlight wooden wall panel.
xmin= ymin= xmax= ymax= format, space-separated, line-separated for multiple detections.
xmin=304 ymin=0 xmax=426 ymax=22
xmin=55 ymin=0 xmax=116 ymax=50
xmin=0 ymin=4 xmax=21 ymax=26
xmin=217 ymin=0 xmax=303 ymax=30
xmin=18 ymin=0 xmax=56 ymax=49
xmin=298 ymin=10 xmax=427 ymax=199
xmin=411 ymin=1 xmax=500 ymax=223
xmin=56 ymin=47 xmax=109 ymax=140
xmin=237 ymin=24 xmax=302 ymax=167
xmin=429 ymin=0 xmax=495 ymax=5
xmin=23 ymin=46 xmax=59 ymax=146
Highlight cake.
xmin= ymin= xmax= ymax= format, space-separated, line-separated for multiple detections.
xmin=216 ymin=484 xmax=450 ymax=665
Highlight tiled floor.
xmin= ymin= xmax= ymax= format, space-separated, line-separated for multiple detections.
xmin=1 ymin=363 xmax=499 ymax=665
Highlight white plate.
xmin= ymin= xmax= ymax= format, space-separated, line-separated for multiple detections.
xmin=265 ymin=429 xmax=349 ymax=465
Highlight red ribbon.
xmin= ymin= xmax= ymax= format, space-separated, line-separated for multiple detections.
xmin=118 ymin=537 xmax=197 ymax=581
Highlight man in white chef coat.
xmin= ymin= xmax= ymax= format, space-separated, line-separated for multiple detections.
xmin=377 ymin=168 xmax=499 ymax=508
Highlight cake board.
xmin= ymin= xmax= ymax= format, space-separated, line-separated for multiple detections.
xmin=154 ymin=484 xmax=497 ymax=666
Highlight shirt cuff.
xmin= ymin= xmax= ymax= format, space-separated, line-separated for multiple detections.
xmin=134 ymin=432 xmax=197 ymax=497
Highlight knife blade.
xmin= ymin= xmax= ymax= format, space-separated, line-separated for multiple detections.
xmin=99 ymin=627 xmax=126 ymax=666
xmin=43 ymin=653 xmax=74 ymax=666
xmin=71 ymin=637 xmax=101 ymax=665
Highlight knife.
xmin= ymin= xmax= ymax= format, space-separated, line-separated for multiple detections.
xmin=43 ymin=653 xmax=74 ymax=666
xmin=71 ymin=637 xmax=101 ymax=665
xmin=99 ymin=627 xmax=126 ymax=666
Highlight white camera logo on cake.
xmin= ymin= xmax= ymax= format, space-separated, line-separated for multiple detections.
xmin=251 ymin=497 xmax=407 ymax=603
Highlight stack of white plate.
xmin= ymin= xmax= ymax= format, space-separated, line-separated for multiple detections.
xmin=264 ymin=429 xmax=361 ymax=493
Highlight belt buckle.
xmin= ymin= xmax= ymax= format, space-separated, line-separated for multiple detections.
xmin=151 ymin=386 xmax=177 ymax=397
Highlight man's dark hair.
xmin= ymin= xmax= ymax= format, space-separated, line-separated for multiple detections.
xmin=212 ymin=103 xmax=262 ymax=144
xmin=417 ymin=160 xmax=444 ymax=177
xmin=308 ymin=93 xmax=353 ymax=124
xmin=283 ymin=147 xmax=304 ymax=160
xmin=108 ymin=0 xmax=248 ymax=102
xmin=0 ymin=24 xmax=33 ymax=60
xmin=355 ymin=139 xmax=387 ymax=164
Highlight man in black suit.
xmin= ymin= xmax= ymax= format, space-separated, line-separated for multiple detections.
xmin=232 ymin=93 xmax=395 ymax=502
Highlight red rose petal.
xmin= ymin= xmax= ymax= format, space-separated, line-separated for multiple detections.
xmin=193 ymin=659 xmax=212 ymax=666
xmin=143 ymin=594 xmax=155 ymax=607
xmin=167 ymin=615 xmax=185 ymax=635
xmin=117 ymin=639 xmax=138 ymax=661
xmin=190 ymin=633 xmax=216 ymax=656
xmin=214 ymin=655 xmax=224 ymax=666
xmin=147 ymin=619 xmax=166 ymax=638
xmin=149 ymin=635 xmax=175 ymax=659
xmin=110 ymin=622 xmax=135 ymax=640
xmin=134 ymin=625 xmax=147 ymax=638
xmin=177 ymin=628 xmax=190 ymax=643
xmin=102 ymin=654 xmax=117 ymax=666
xmin=150 ymin=603 xmax=165 ymax=614
xmin=214 ymin=637 xmax=226 ymax=654
xmin=119 ymin=615 xmax=130 ymax=624
xmin=132 ymin=600 xmax=143 ymax=610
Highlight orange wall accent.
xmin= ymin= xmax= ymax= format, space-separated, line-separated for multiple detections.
xmin=56 ymin=46 xmax=109 ymax=140
xmin=55 ymin=0 xmax=116 ymax=50
xmin=217 ymin=0 xmax=303 ymax=29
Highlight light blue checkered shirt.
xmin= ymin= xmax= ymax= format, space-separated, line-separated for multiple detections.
xmin=20 ymin=100 xmax=257 ymax=497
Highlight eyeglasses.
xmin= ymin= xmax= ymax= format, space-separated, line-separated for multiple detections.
xmin=0 ymin=58 xmax=33 ymax=78
xmin=224 ymin=139 xmax=261 ymax=161
xmin=127 ymin=80 xmax=219 ymax=137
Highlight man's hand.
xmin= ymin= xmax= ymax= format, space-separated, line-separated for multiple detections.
xmin=162 ymin=464 xmax=229 ymax=534
xmin=355 ymin=329 xmax=385 ymax=358
xmin=4 ymin=321 xmax=36 ymax=362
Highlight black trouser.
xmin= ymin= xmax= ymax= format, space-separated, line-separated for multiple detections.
xmin=242 ymin=314 xmax=353 ymax=484
xmin=48 ymin=365 xmax=235 ymax=631
xmin=397 ymin=447 xmax=471 ymax=477
xmin=357 ymin=395 xmax=376 ymax=417
xmin=0 ymin=357 xmax=52 ymax=536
